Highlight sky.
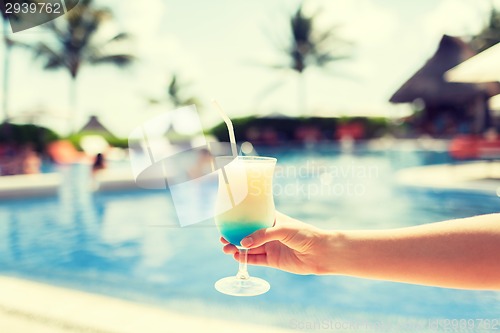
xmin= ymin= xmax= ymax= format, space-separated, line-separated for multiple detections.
xmin=2 ymin=0 xmax=500 ymax=136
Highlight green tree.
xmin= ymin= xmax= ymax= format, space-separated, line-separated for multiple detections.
xmin=25 ymin=0 xmax=134 ymax=132
xmin=470 ymin=7 xmax=500 ymax=52
xmin=268 ymin=4 xmax=352 ymax=115
xmin=149 ymin=73 xmax=201 ymax=109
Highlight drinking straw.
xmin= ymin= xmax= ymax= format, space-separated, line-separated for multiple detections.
xmin=212 ymin=100 xmax=238 ymax=158
xmin=212 ymin=99 xmax=236 ymax=207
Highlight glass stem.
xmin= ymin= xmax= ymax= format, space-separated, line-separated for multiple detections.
xmin=236 ymin=248 xmax=250 ymax=280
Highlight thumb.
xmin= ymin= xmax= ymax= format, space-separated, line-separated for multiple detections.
xmin=241 ymin=226 xmax=297 ymax=248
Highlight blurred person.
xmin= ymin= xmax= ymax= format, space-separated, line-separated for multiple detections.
xmin=92 ymin=153 xmax=106 ymax=174
xmin=221 ymin=211 xmax=500 ymax=290
xmin=21 ymin=145 xmax=41 ymax=174
xmin=0 ymin=144 xmax=20 ymax=175
xmin=484 ymin=127 xmax=498 ymax=141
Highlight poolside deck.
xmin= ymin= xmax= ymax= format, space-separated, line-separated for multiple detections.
xmin=0 ymin=276 xmax=293 ymax=333
xmin=0 ymin=173 xmax=61 ymax=199
xmin=3 ymin=159 xmax=500 ymax=199
xmin=396 ymin=160 xmax=500 ymax=194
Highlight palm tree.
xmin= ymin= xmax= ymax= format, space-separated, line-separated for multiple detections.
xmin=1 ymin=11 xmax=14 ymax=123
xmin=267 ymin=4 xmax=352 ymax=115
xmin=166 ymin=74 xmax=200 ymax=108
xmin=469 ymin=7 xmax=500 ymax=52
xmin=149 ymin=73 xmax=201 ymax=109
xmin=24 ymin=0 xmax=134 ymax=132
xmin=1 ymin=5 xmax=26 ymax=123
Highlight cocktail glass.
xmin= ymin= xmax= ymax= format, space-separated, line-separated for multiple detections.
xmin=214 ymin=156 xmax=276 ymax=296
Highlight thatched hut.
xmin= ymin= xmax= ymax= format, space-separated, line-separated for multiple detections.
xmin=390 ymin=35 xmax=500 ymax=136
xmin=78 ymin=115 xmax=115 ymax=137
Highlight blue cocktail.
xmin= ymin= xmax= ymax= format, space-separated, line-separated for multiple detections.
xmin=214 ymin=156 xmax=276 ymax=296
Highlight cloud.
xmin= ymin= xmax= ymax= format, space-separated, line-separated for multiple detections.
xmin=91 ymin=0 xmax=204 ymax=128
xmin=296 ymin=0 xmax=400 ymax=83
xmin=119 ymin=0 xmax=166 ymax=38
xmin=303 ymin=0 xmax=398 ymax=47
xmin=422 ymin=0 xmax=492 ymax=39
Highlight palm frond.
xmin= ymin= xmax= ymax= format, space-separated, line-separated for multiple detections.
xmin=168 ymin=75 xmax=179 ymax=97
xmin=268 ymin=3 xmax=353 ymax=75
xmin=19 ymin=41 xmax=66 ymax=71
xmin=107 ymin=32 xmax=132 ymax=43
xmin=314 ymin=53 xmax=351 ymax=67
xmin=88 ymin=54 xmax=135 ymax=67
xmin=159 ymin=74 xmax=201 ymax=108
xmin=147 ymin=97 xmax=163 ymax=105
xmin=269 ymin=63 xmax=292 ymax=71
xmin=290 ymin=6 xmax=312 ymax=44
xmin=22 ymin=0 xmax=135 ymax=80
xmin=470 ymin=8 xmax=500 ymax=52
xmin=260 ymin=24 xmax=289 ymax=58
xmin=314 ymin=25 xmax=343 ymax=45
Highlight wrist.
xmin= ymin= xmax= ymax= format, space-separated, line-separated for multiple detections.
xmin=316 ymin=229 xmax=351 ymax=275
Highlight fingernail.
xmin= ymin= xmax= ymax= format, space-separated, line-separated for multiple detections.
xmin=241 ymin=236 xmax=253 ymax=247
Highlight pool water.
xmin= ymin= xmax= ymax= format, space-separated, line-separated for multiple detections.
xmin=0 ymin=144 xmax=499 ymax=331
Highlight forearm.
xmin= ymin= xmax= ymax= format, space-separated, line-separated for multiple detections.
xmin=324 ymin=214 xmax=500 ymax=290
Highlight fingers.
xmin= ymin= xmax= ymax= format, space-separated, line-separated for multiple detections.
xmin=221 ymin=212 xmax=294 ymax=249
xmin=233 ymin=252 xmax=269 ymax=267
xmin=222 ymin=243 xmax=267 ymax=255
xmin=222 ymin=243 xmax=237 ymax=254
xmin=241 ymin=226 xmax=295 ymax=248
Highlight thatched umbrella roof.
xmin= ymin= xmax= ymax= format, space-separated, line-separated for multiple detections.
xmin=79 ymin=115 xmax=115 ymax=137
xmin=390 ymin=35 xmax=500 ymax=105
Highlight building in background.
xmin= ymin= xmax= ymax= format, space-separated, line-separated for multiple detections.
xmin=390 ymin=35 xmax=500 ymax=137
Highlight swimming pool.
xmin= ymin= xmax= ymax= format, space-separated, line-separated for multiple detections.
xmin=1 ymin=144 xmax=499 ymax=331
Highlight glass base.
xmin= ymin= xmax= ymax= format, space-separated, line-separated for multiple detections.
xmin=214 ymin=276 xmax=270 ymax=297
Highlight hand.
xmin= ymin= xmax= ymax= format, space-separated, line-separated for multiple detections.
xmin=222 ymin=212 xmax=500 ymax=290
xmin=220 ymin=211 xmax=331 ymax=275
